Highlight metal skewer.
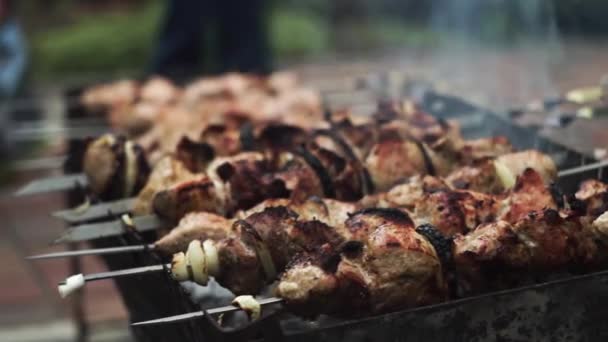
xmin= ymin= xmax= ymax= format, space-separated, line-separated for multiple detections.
xmin=53 ymin=214 xmax=163 ymax=244
xmin=47 ymin=159 xmax=608 ymax=245
xmin=27 ymin=244 xmax=155 ymax=260
xmin=59 ymin=264 xmax=169 ymax=286
xmin=131 ymin=297 xmax=284 ymax=326
xmin=15 ymin=173 xmax=88 ymax=196
xmin=57 ymin=264 xmax=170 ymax=298
xmin=52 ymin=197 xmax=136 ymax=223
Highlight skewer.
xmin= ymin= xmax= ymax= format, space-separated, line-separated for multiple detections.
xmin=131 ymin=297 xmax=284 ymax=326
xmin=27 ymin=244 xmax=155 ymax=260
xmin=556 ymin=160 xmax=608 ymax=177
xmin=52 ymin=197 xmax=136 ymax=223
xmin=15 ymin=173 xmax=88 ymax=196
xmin=53 ymin=214 xmax=162 ymax=244
xmin=57 ymin=264 xmax=169 ymax=298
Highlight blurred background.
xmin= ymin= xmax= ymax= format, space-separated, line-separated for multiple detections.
xmin=1 ymin=0 xmax=608 ymax=341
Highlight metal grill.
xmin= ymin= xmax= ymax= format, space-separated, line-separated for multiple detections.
xmin=18 ymin=72 xmax=608 ymax=341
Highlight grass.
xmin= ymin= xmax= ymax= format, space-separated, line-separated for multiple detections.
xmin=31 ymin=2 xmax=162 ymax=80
xmin=30 ymin=3 xmax=334 ymax=81
xmin=30 ymin=3 xmax=439 ymax=81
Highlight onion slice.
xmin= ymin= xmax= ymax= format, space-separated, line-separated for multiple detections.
xmin=171 ymin=252 xmax=189 ymax=282
xmin=186 ymin=240 xmax=208 ymax=285
xmin=58 ymin=274 xmax=85 ymax=298
xmin=232 ymin=295 xmax=261 ymax=320
xmin=203 ymin=239 xmax=219 ymax=277
xmin=493 ymin=159 xmax=516 ymax=189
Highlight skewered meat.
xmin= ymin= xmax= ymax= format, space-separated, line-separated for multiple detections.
xmin=132 ymin=156 xmax=197 ymax=216
xmin=83 ymin=134 xmax=150 ymax=200
xmin=453 ymin=207 xmax=604 ymax=295
xmin=575 ymin=179 xmax=608 ymax=216
xmin=446 ymin=150 xmax=557 ymax=193
xmin=155 ymin=212 xmax=232 ymax=254
xmin=276 ymin=209 xmax=446 ymax=316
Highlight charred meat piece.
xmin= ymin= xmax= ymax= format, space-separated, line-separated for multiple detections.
xmin=174 ymin=136 xmax=215 ymax=172
xmin=83 ymin=134 xmax=150 ymax=200
xmin=498 ymin=168 xmax=558 ymax=222
xmin=153 ymin=176 xmax=224 ymax=224
xmin=445 ymin=160 xmax=504 ymax=194
xmin=278 ymin=208 xmax=446 ymax=316
xmin=453 ymin=208 xmax=601 ymax=294
xmin=365 ymin=139 xmax=430 ymax=192
xmin=414 ymin=189 xmax=498 ymax=237
xmin=132 ymin=156 xmax=197 ymax=216
xmin=576 ymin=179 xmax=608 ymax=217
xmin=360 ymin=175 xmax=449 ymax=211
xmin=155 ymin=212 xmax=231 ymax=254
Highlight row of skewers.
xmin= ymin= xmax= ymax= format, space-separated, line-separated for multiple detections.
xmin=21 ymin=73 xmax=608 ymax=327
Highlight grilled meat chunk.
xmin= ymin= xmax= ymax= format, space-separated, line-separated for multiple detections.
xmin=414 ymin=189 xmax=498 ymax=237
xmin=365 ymin=140 xmax=430 ymax=192
xmin=576 ymin=179 xmax=608 ymax=217
xmin=155 ymin=212 xmax=231 ymax=254
xmin=133 ymin=156 xmax=197 ymax=216
xmin=453 ymin=208 xmax=602 ymax=294
xmin=83 ymin=134 xmax=149 ymax=200
xmin=278 ymin=208 xmax=446 ymax=316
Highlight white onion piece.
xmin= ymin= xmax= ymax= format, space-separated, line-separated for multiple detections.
xmin=171 ymin=252 xmax=189 ymax=281
xmin=58 ymin=274 xmax=85 ymax=298
xmin=232 ymin=295 xmax=261 ymax=320
xmin=123 ymin=141 xmax=137 ymax=197
xmin=186 ymin=240 xmax=208 ymax=285
xmin=121 ymin=213 xmax=134 ymax=228
xmin=203 ymin=239 xmax=219 ymax=277
xmin=493 ymin=160 xmax=516 ymax=189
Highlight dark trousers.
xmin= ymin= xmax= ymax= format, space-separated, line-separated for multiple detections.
xmin=149 ymin=0 xmax=271 ymax=81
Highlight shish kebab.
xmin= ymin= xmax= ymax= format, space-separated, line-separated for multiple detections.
xmin=49 ymin=148 xmax=555 ymax=244
xmin=34 ymin=162 xmax=556 ymax=262
xmin=55 ymin=169 xmax=608 ymax=321
xmin=50 ymin=104 xmax=518 ymax=225
xmin=16 ymin=72 xmax=324 ymax=196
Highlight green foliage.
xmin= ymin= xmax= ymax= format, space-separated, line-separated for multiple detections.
xmin=31 ymin=1 xmax=163 ymax=79
xmin=269 ymin=8 xmax=329 ymax=58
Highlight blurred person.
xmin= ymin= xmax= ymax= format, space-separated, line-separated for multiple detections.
xmin=0 ymin=0 xmax=26 ymax=98
xmin=0 ymin=0 xmax=27 ymax=158
xmin=150 ymin=0 xmax=271 ymax=81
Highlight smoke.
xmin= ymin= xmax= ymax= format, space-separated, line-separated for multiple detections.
xmin=428 ymin=0 xmax=563 ymax=109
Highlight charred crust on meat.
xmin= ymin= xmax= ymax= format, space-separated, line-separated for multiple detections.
xmin=239 ymin=122 xmax=256 ymax=151
xmin=258 ymin=124 xmax=307 ymax=151
xmin=313 ymin=129 xmax=375 ymax=195
xmin=216 ymin=162 xmax=235 ymax=182
xmin=566 ymin=194 xmax=587 ymax=215
xmin=320 ymin=252 xmax=342 ymax=273
xmin=175 ymin=136 xmax=215 ymax=171
xmin=543 ymin=208 xmax=561 ymax=225
xmin=234 ymin=219 xmax=264 ymax=243
xmin=415 ymin=223 xmax=453 ymax=267
xmin=64 ymin=137 xmax=92 ymax=173
xmin=248 ymin=206 xmax=299 ymax=222
xmin=549 ymin=182 xmax=565 ymax=209
xmin=340 ymin=240 xmax=365 ymax=258
xmin=348 ymin=207 xmax=414 ymax=226
xmin=294 ymin=146 xmax=336 ymax=198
